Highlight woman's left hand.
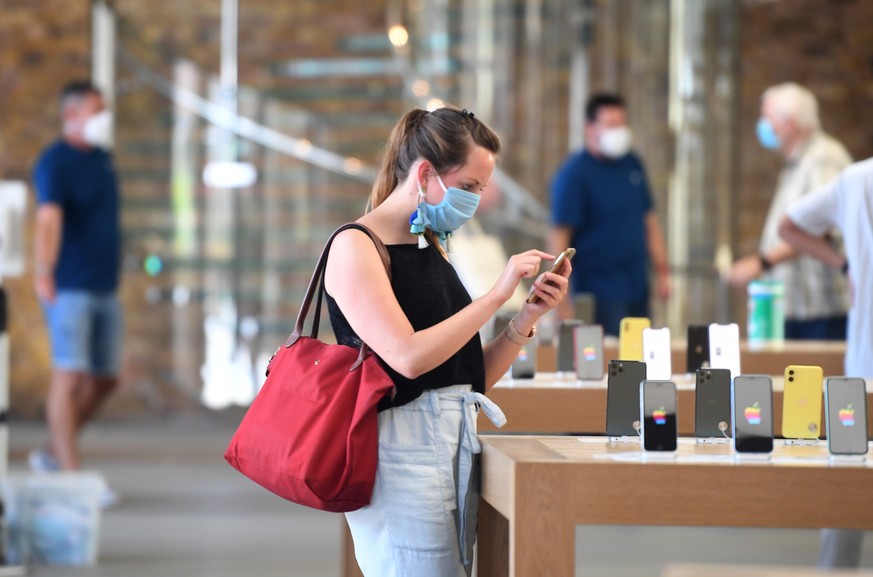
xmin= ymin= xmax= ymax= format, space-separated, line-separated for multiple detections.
xmin=522 ymin=258 xmax=572 ymax=317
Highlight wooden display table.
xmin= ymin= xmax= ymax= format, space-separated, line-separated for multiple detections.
xmin=664 ymin=564 xmax=873 ymax=577
xmin=478 ymin=436 xmax=873 ymax=577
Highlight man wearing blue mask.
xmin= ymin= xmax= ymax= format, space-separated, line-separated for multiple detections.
xmin=729 ymin=83 xmax=851 ymax=340
xmin=549 ymin=93 xmax=670 ymax=336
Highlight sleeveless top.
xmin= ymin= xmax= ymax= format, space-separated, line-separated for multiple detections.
xmin=326 ymin=242 xmax=485 ymax=411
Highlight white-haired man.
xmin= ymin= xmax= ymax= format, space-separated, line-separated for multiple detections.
xmin=729 ymin=83 xmax=851 ymax=340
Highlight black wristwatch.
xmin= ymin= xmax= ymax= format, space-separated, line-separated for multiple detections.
xmin=758 ymin=254 xmax=773 ymax=272
xmin=841 ymin=260 xmax=849 ymax=275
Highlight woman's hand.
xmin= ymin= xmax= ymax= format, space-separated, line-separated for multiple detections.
xmin=521 ymin=257 xmax=572 ymax=318
xmin=489 ymin=250 xmax=555 ymax=303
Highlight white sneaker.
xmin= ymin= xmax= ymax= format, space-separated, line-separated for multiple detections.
xmin=27 ymin=448 xmax=60 ymax=472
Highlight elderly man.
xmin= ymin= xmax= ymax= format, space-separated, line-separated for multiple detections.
xmin=729 ymin=83 xmax=851 ymax=340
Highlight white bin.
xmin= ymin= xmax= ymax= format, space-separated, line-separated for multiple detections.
xmin=3 ymin=472 xmax=104 ymax=566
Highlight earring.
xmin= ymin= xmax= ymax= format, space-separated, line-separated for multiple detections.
xmin=409 ymin=181 xmax=429 ymax=249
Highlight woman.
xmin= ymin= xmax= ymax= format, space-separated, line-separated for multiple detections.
xmin=324 ymin=107 xmax=571 ymax=577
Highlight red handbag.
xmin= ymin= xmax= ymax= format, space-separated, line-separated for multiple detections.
xmin=224 ymin=223 xmax=396 ymax=512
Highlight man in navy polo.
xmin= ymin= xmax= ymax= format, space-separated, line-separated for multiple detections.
xmin=31 ymin=81 xmax=121 ymax=505
xmin=549 ymin=93 xmax=670 ymax=335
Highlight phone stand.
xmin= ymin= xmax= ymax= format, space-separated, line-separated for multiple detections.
xmin=607 ymin=435 xmax=640 ymax=444
xmin=641 ymin=451 xmax=677 ymax=461
xmin=782 ymin=438 xmax=822 ymax=447
xmin=695 ymin=437 xmax=729 ymax=445
xmin=828 ymin=454 xmax=867 ymax=465
xmin=733 ymin=452 xmax=771 ymax=463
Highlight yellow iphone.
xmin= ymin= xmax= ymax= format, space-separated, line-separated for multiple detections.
xmin=618 ymin=317 xmax=651 ymax=362
xmin=781 ymin=364 xmax=823 ymax=439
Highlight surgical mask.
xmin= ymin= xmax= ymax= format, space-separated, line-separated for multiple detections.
xmin=756 ymin=118 xmax=781 ymax=150
xmin=598 ymin=126 xmax=632 ymax=159
xmin=82 ymin=110 xmax=114 ymax=149
xmin=409 ymin=173 xmax=481 ymax=248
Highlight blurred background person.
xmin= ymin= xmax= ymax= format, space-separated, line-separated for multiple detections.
xmin=729 ymin=83 xmax=851 ymax=340
xmin=549 ymin=93 xmax=670 ymax=336
xmin=31 ymin=81 xmax=121 ymax=504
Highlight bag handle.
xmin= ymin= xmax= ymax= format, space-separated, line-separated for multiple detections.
xmin=284 ymin=223 xmax=391 ymax=370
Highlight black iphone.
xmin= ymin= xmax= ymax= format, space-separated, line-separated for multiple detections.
xmin=640 ymin=380 xmax=678 ymax=452
xmin=695 ymin=368 xmax=732 ymax=438
xmin=606 ymin=360 xmax=647 ymax=437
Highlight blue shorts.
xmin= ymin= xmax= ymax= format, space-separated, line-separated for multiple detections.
xmin=42 ymin=291 xmax=122 ymax=376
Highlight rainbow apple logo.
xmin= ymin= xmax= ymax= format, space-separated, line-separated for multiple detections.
xmin=583 ymin=345 xmax=597 ymax=361
xmin=839 ymin=404 xmax=855 ymax=427
xmin=653 ymin=407 xmax=667 ymax=425
xmin=744 ymin=402 xmax=762 ymax=425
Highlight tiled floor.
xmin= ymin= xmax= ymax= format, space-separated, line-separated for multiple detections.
xmin=5 ymin=412 xmax=873 ymax=577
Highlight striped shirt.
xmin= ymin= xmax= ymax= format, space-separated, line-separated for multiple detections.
xmin=759 ymin=131 xmax=852 ymax=320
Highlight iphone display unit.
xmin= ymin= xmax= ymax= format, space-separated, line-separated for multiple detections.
xmin=510 ymin=343 xmax=536 ymax=379
xmin=695 ymin=368 xmax=732 ymax=438
xmin=526 ymin=247 xmax=576 ymax=304
xmin=731 ymin=375 xmax=774 ymax=454
xmin=573 ymin=324 xmax=605 ymax=380
xmin=640 ymin=380 xmax=678 ymax=452
xmin=708 ymin=323 xmax=741 ymax=378
xmin=824 ymin=377 xmax=869 ymax=456
xmin=606 ymin=360 xmax=647 ymax=437
xmin=556 ymin=320 xmax=584 ymax=373
xmin=686 ymin=324 xmax=710 ymax=373
xmin=781 ymin=365 xmax=823 ymax=440
xmin=618 ymin=317 xmax=651 ymax=362
xmin=642 ymin=327 xmax=672 ymax=380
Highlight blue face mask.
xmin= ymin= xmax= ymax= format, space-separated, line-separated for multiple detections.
xmin=756 ymin=118 xmax=781 ymax=150
xmin=409 ymin=173 xmax=481 ymax=247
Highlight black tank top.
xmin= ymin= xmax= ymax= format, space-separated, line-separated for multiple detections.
xmin=326 ymin=242 xmax=485 ymax=410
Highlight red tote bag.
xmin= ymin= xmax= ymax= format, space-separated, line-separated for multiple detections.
xmin=224 ymin=223 xmax=396 ymax=512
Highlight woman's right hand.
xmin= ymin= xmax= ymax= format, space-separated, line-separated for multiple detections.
xmin=490 ymin=250 xmax=555 ymax=303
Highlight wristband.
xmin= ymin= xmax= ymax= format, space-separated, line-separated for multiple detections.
xmin=758 ymin=254 xmax=773 ymax=272
xmin=504 ymin=318 xmax=536 ymax=345
xmin=841 ymin=260 xmax=849 ymax=275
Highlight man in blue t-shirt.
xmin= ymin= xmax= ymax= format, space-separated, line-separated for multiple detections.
xmin=549 ymin=93 xmax=670 ymax=336
xmin=31 ymin=81 xmax=121 ymax=493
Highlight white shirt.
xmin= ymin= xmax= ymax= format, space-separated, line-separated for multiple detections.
xmin=760 ymin=131 xmax=851 ymax=319
xmin=788 ymin=157 xmax=873 ymax=376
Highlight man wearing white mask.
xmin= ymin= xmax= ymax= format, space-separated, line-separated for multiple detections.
xmin=30 ymin=81 xmax=121 ymax=506
xmin=549 ymin=93 xmax=669 ymax=335
xmin=729 ymin=83 xmax=851 ymax=340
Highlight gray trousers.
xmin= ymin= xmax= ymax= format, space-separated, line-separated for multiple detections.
xmin=819 ymin=529 xmax=864 ymax=568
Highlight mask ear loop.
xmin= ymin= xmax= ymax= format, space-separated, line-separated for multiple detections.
xmin=409 ymin=180 xmax=430 ymax=249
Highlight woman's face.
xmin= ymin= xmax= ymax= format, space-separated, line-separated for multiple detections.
xmin=425 ymin=145 xmax=496 ymax=203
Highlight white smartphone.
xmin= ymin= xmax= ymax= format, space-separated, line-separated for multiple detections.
xmin=640 ymin=380 xmax=678 ymax=452
xmin=824 ymin=377 xmax=869 ymax=456
xmin=526 ymin=248 xmax=575 ymax=304
xmin=642 ymin=327 xmax=672 ymax=380
xmin=573 ymin=324 xmax=605 ymax=380
xmin=708 ymin=323 xmax=741 ymax=378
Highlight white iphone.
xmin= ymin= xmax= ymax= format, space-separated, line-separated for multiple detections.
xmin=708 ymin=323 xmax=741 ymax=378
xmin=642 ymin=327 xmax=672 ymax=380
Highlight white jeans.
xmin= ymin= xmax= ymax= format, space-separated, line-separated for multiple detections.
xmin=345 ymin=385 xmax=505 ymax=577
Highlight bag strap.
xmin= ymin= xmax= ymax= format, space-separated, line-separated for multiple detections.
xmin=284 ymin=223 xmax=391 ymax=369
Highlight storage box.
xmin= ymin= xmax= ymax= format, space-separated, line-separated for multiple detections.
xmin=3 ymin=472 xmax=105 ymax=566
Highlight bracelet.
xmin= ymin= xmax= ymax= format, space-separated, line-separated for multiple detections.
xmin=504 ymin=317 xmax=536 ymax=345
xmin=758 ymin=254 xmax=773 ymax=272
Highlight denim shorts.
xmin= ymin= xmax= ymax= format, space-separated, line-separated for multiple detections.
xmin=42 ymin=290 xmax=122 ymax=375
xmin=345 ymin=385 xmax=505 ymax=577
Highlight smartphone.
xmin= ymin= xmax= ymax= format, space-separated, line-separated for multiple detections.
xmin=695 ymin=368 xmax=732 ymax=438
xmin=606 ymin=360 xmax=647 ymax=437
xmin=643 ymin=327 xmax=672 ymax=380
xmin=686 ymin=324 xmax=710 ymax=373
xmin=618 ymin=317 xmax=651 ymax=361
xmin=573 ymin=324 xmax=605 ymax=380
xmin=781 ymin=365 xmax=823 ymax=439
xmin=556 ymin=320 xmax=584 ymax=373
xmin=640 ymin=380 xmax=678 ymax=452
xmin=526 ymin=248 xmax=576 ymax=304
xmin=824 ymin=377 xmax=869 ymax=456
xmin=708 ymin=323 xmax=741 ymax=378
xmin=510 ymin=343 xmax=536 ymax=379
xmin=731 ymin=375 xmax=774 ymax=454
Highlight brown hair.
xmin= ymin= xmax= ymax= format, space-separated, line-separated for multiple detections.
xmin=369 ymin=107 xmax=501 ymax=246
